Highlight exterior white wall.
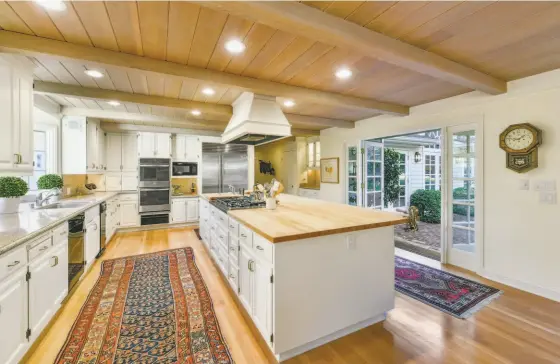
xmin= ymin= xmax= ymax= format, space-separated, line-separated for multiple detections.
xmin=320 ymin=69 xmax=560 ymax=301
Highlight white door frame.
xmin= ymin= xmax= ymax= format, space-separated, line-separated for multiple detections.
xmin=443 ymin=123 xmax=484 ymax=272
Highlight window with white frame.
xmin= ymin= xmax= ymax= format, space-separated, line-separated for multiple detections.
xmin=22 ymin=131 xmax=48 ymax=190
xmin=424 ymin=154 xmax=437 ymax=190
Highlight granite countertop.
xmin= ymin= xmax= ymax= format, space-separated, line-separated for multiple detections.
xmin=228 ymin=194 xmax=408 ymax=243
xmin=0 ymin=192 xmax=119 ymax=256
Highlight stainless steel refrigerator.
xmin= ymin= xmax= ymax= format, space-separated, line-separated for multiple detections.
xmin=202 ymin=143 xmax=248 ymax=193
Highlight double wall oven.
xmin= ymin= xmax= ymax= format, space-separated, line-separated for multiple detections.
xmin=139 ymin=158 xmax=171 ymax=224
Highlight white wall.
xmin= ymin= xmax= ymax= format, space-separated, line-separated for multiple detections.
xmin=320 ymin=69 xmax=560 ymax=301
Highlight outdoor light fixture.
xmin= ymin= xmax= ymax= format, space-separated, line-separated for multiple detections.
xmin=414 ymin=152 xmax=422 ymax=163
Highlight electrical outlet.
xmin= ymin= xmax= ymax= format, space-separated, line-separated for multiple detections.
xmin=539 ymin=192 xmax=557 ymax=205
xmin=346 ymin=234 xmax=356 ymax=250
xmin=534 ymin=180 xmax=556 ymax=192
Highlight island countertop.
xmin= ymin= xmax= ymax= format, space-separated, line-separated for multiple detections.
xmin=227 ymin=194 xmax=408 ymax=243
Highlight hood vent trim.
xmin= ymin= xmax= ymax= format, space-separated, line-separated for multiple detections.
xmin=222 ymin=92 xmax=291 ymax=145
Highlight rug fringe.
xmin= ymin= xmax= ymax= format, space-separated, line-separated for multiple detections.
xmin=460 ymin=290 xmax=503 ymax=319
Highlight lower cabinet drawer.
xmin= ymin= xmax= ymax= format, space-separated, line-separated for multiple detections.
xmin=217 ymin=246 xmax=228 ymax=276
xmin=28 ymin=235 xmax=53 ymax=262
xmin=238 ymin=224 xmax=253 ymax=248
xmin=253 ymin=234 xmax=273 ymax=263
xmin=228 ymin=236 xmax=239 ymax=266
xmin=0 ymin=245 xmax=27 ymax=281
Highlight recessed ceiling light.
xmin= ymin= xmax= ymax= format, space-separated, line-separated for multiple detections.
xmin=84 ymin=69 xmax=104 ymax=78
xmin=225 ymin=39 xmax=246 ymax=54
xmin=335 ymin=67 xmax=353 ymax=80
xmin=107 ymin=100 xmax=121 ymax=106
xmin=34 ymin=0 xmax=66 ymax=11
xmin=283 ymin=100 xmax=295 ymax=108
xmin=202 ymin=87 xmax=215 ymax=96
xmin=191 ymin=109 xmax=201 ymax=116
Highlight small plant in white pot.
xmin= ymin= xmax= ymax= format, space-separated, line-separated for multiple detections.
xmin=0 ymin=177 xmax=29 ymax=214
xmin=37 ymin=174 xmax=63 ymax=202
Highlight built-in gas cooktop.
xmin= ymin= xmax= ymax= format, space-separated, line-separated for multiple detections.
xmin=211 ymin=197 xmax=266 ymax=213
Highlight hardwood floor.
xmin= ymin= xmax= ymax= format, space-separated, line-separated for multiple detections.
xmin=26 ymin=228 xmax=560 ymax=364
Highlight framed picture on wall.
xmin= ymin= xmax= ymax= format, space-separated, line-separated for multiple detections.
xmin=320 ymin=157 xmax=340 ymax=184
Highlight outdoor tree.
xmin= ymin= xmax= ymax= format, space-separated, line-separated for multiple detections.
xmin=384 ymin=148 xmax=401 ymax=207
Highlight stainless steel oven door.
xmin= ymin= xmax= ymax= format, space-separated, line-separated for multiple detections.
xmin=139 ymin=188 xmax=171 ymax=212
xmin=139 ymin=165 xmax=170 ymax=188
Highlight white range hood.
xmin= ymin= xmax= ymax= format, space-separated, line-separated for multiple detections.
xmin=221 ymin=92 xmax=291 ymax=145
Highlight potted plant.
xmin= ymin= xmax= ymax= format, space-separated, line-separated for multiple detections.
xmin=37 ymin=174 xmax=63 ymax=202
xmin=0 ymin=177 xmax=29 ymax=214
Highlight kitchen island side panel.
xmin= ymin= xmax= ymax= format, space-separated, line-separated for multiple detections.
xmin=273 ymin=226 xmax=395 ymax=357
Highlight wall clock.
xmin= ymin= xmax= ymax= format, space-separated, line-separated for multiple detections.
xmin=499 ymin=123 xmax=542 ymax=173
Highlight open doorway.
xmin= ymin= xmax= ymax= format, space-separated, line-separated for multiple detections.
xmin=364 ymin=130 xmax=443 ymax=261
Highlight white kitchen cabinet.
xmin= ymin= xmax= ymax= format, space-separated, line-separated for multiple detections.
xmin=0 ymin=61 xmax=34 ymax=174
xmin=84 ymin=215 xmax=100 ymax=268
xmin=238 ymin=245 xmax=254 ymax=314
xmin=186 ymin=199 xmax=199 ymax=222
xmin=173 ymin=135 xmax=200 ymax=162
xmin=120 ymin=199 xmax=139 ymax=227
xmin=171 ymin=199 xmax=187 ymax=223
xmin=253 ymin=259 xmax=274 ymax=342
xmin=28 ymin=250 xmax=56 ymax=341
xmin=138 ymin=132 xmax=171 ymax=158
xmin=105 ymin=133 xmax=122 ymax=172
xmin=122 ymin=134 xmax=138 ymax=171
xmin=98 ymin=128 xmax=106 ymax=171
xmin=121 ymin=172 xmax=138 ymax=191
xmin=0 ymin=269 xmax=28 ymax=364
xmin=105 ymin=173 xmax=122 ymax=191
xmin=86 ymin=119 xmax=100 ymax=173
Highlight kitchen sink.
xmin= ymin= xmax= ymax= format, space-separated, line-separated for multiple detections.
xmin=35 ymin=201 xmax=91 ymax=210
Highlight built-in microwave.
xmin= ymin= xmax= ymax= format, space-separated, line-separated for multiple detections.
xmin=172 ymin=162 xmax=198 ymax=177
xmin=139 ymin=158 xmax=170 ymax=188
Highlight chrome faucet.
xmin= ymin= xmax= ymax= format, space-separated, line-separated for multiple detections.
xmin=35 ymin=189 xmax=59 ymax=207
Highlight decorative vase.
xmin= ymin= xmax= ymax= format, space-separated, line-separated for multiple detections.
xmin=0 ymin=197 xmax=21 ymax=214
xmin=266 ymin=197 xmax=277 ymax=210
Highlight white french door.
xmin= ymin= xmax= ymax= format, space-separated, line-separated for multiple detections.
xmin=362 ymin=141 xmax=384 ymax=210
xmin=445 ymin=124 xmax=483 ymax=271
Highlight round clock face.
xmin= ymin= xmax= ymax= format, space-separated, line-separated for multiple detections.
xmin=504 ymin=128 xmax=534 ymax=150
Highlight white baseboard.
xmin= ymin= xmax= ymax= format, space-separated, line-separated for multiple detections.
xmin=276 ymin=314 xmax=386 ymax=362
xmin=480 ymin=270 xmax=560 ymax=302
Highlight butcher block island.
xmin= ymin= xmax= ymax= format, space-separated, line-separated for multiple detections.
xmin=199 ymin=193 xmax=407 ymax=362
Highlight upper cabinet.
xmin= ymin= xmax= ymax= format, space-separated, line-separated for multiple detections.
xmin=138 ymin=132 xmax=171 ymax=158
xmin=62 ymin=117 xmax=105 ymax=174
xmin=173 ymin=135 xmax=200 ymax=162
xmin=307 ymin=139 xmax=321 ymax=168
xmin=0 ymin=60 xmax=34 ymax=174
xmin=106 ymin=133 xmax=138 ymax=172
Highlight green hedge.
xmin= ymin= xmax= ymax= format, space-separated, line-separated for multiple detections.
xmin=37 ymin=174 xmax=63 ymax=190
xmin=0 ymin=177 xmax=29 ymax=198
xmin=453 ymin=187 xmax=475 ymax=216
xmin=410 ymin=189 xmax=441 ymax=223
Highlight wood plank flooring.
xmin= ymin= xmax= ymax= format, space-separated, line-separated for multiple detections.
xmin=26 ymin=228 xmax=560 ymax=364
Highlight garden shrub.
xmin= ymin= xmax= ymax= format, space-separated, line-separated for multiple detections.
xmin=452 ymin=186 xmax=475 ymax=216
xmin=410 ymin=189 xmax=441 ymax=223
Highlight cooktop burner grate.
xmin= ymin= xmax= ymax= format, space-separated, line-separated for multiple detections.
xmin=211 ymin=197 xmax=266 ymax=212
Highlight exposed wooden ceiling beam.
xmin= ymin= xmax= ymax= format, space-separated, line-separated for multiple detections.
xmin=0 ymin=30 xmax=409 ymax=115
xmin=198 ymin=2 xmax=507 ymax=95
xmin=100 ymin=122 xmax=222 ymax=138
xmin=35 ymin=81 xmax=232 ymax=118
xmin=36 ymin=81 xmax=353 ymax=129
xmin=63 ymin=107 xmax=321 ymax=136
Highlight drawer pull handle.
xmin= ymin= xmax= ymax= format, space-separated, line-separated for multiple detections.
xmin=240 ymin=233 xmax=247 ymax=238
xmin=220 ymin=217 xmax=224 ymax=221
xmin=220 ymin=235 xmax=224 ymax=239
xmin=60 ymin=231 xmax=67 ymax=236
xmin=50 ymin=256 xmax=59 ymax=267
xmin=248 ymin=259 xmax=255 ymax=272
xmin=229 ymin=274 xmax=236 ymax=279
xmin=229 ymin=225 xmax=234 ymax=228
xmin=39 ymin=245 xmax=49 ymax=252
xmin=7 ymin=260 xmax=20 ymax=268
xmin=256 ymin=245 xmax=264 ymax=251
xmin=230 ymin=247 xmax=235 ymax=252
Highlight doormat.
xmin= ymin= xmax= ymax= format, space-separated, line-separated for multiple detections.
xmin=395 ymin=256 xmax=502 ymax=318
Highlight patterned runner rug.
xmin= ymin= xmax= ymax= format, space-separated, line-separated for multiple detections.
xmin=395 ymin=256 xmax=502 ymax=318
xmin=56 ymin=248 xmax=233 ymax=363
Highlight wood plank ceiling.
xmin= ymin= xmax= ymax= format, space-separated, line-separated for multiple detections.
xmin=1 ymin=1 xmax=560 ymax=131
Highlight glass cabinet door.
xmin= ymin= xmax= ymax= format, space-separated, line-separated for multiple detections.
xmin=362 ymin=141 xmax=384 ymax=210
xmin=347 ymin=145 xmax=358 ymax=206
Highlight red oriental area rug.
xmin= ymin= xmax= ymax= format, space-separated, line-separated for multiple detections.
xmin=395 ymin=256 xmax=502 ymax=319
xmin=56 ymin=248 xmax=233 ymax=364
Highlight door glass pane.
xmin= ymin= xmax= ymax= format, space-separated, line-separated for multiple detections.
xmin=453 ymin=156 xmax=476 ymax=178
xmin=348 ymin=146 xmax=357 ymax=161
xmin=452 ymin=227 xmax=475 ymax=252
xmin=348 ymin=193 xmax=357 ymax=206
xmin=367 ymin=177 xmax=374 ymax=190
xmin=367 ymin=162 xmax=374 ymax=176
xmin=348 ymin=162 xmax=357 ymax=176
xmin=452 ymin=131 xmax=476 ymax=155
xmin=348 ymin=177 xmax=357 ymax=192
xmin=452 ymin=205 xmax=475 ymax=228
xmin=363 ymin=142 xmax=383 ymax=209
xmin=452 ymin=180 xmax=475 ymax=203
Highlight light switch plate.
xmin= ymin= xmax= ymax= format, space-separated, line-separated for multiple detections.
xmin=539 ymin=192 xmax=557 ymax=205
xmin=519 ymin=179 xmax=530 ymax=190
